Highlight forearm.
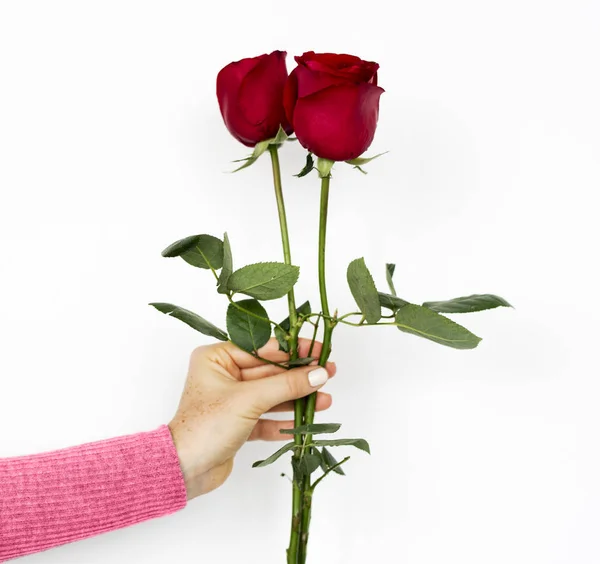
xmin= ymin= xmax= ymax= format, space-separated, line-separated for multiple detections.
xmin=0 ymin=424 xmax=187 ymax=562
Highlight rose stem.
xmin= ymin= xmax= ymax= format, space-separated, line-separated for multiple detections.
xmin=298 ymin=173 xmax=334 ymax=562
xmin=268 ymin=145 xmax=304 ymax=563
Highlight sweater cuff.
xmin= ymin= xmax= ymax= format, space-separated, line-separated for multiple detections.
xmin=0 ymin=424 xmax=188 ymax=562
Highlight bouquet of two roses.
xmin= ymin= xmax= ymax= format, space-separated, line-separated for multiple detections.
xmin=151 ymin=50 xmax=511 ymax=563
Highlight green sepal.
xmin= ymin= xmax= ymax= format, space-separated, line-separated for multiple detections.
xmin=316 ymin=157 xmax=334 ymax=178
xmin=272 ymin=125 xmax=289 ymax=145
xmin=295 ymin=153 xmax=314 ymax=178
xmin=345 ymin=151 xmax=388 ymax=167
xmin=231 ymin=126 xmax=288 ymax=172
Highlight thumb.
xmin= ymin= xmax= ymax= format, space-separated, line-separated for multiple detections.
xmin=245 ymin=365 xmax=330 ymax=413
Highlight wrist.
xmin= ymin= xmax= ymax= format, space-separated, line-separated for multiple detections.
xmin=167 ymin=420 xmax=204 ymax=500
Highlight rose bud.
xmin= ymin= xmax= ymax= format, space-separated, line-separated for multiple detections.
xmin=217 ymin=50 xmax=292 ymax=147
xmin=283 ymin=51 xmax=384 ymax=162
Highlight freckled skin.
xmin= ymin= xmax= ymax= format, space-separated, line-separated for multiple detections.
xmin=167 ymin=338 xmax=336 ymax=500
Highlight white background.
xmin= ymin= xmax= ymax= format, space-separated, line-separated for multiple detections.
xmin=1 ymin=1 xmax=599 ymax=563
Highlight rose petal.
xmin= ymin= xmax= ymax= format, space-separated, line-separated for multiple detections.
xmin=237 ymin=50 xmax=290 ymax=139
xmin=294 ymin=63 xmax=349 ymax=99
xmin=217 ymin=56 xmax=265 ymax=146
xmin=283 ymin=66 xmax=299 ymax=128
xmin=217 ymin=51 xmax=291 ymax=146
xmin=296 ymin=51 xmax=379 ymax=83
xmin=293 ymin=83 xmax=384 ymax=162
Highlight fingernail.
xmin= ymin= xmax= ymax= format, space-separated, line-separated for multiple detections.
xmin=308 ymin=367 xmax=329 ymax=387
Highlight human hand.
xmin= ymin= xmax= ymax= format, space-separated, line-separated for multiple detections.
xmin=167 ymin=338 xmax=336 ymax=500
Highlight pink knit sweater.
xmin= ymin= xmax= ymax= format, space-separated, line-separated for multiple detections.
xmin=0 ymin=425 xmax=188 ymax=561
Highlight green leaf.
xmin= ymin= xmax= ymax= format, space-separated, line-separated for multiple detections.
xmin=313 ymin=438 xmax=371 ymax=454
xmin=316 ymin=157 xmax=334 ymax=178
xmin=274 ymin=326 xmax=289 ymax=353
xmin=227 ymin=262 xmax=300 ymax=301
xmin=284 ymin=301 xmax=312 ymax=329
xmin=217 ymin=232 xmax=233 ymax=294
xmin=301 ymin=453 xmax=322 ymax=475
xmin=161 ymin=235 xmax=201 ymax=258
xmin=252 ymin=442 xmax=295 ymax=468
xmin=149 ymin=303 xmax=228 ymax=341
xmin=295 ymin=153 xmax=314 ymax=178
xmin=286 ymin=357 xmax=315 ymax=368
xmin=395 ymin=304 xmax=481 ymax=349
xmin=292 ymin=452 xmax=322 ymax=483
xmin=347 ymin=258 xmax=381 ymax=323
xmin=226 ymin=299 xmax=271 ymax=352
xmin=278 ymin=300 xmax=311 ymax=331
xmin=179 ymin=234 xmax=224 ymax=270
xmin=320 ymin=447 xmax=346 ymax=476
xmin=423 ymin=294 xmax=513 ymax=314
xmin=386 ymin=263 xmax=397 ymax=296
xmin=275 ymin=299 xmax=311 ymax=352
xmin=280 ymin=423 xmax=341 ymax=435
xmin=345 ymin=151 xmax=389 ymax=166
xmin=379 ymin=292 xmax=410 ymax=311
xmin=274 ymin=300 xmax=312 ymax=352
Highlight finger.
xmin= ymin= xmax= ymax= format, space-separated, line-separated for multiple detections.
xmin=230 ymin=336 xmax=327 ymax=367
xmin=243 ymin=364 xmax=332 ymax=413
xmin=241 ymin=359 xmax=336 ymax=381
xmin=248 ymin=419 xmax=296 ymax=441
xmin=252 ymin=337 xmax=325 ymax=364
xmin=297 ymin=338 xmax=324 ymax=359
xmin=208 ymin=338 xmax=330 ymax=374
xmin=267 ymin=392 xmax=332 ymax=413
xmin=212 ymin=339 xmax=289 ymax=371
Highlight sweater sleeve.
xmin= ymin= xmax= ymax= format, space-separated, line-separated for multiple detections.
xmin=0 ymin=424 xmax=188 ymax=562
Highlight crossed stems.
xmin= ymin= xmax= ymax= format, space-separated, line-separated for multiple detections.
xmin=266 ymin=146 xmax=396 ymax=563
xmin=266 ymin=146 xmax=399 ymax=563
xmin=192 ymin=144 xmax=385 ymax=562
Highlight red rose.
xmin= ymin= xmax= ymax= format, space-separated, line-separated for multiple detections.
xmin=217 ymin=51 xmax=292 ymax=147
xmin=283 ymin=51 xmax=384 ymax=162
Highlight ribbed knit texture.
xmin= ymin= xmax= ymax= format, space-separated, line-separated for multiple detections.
xmin=0 ymin=424 xmax=187 ymax=561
